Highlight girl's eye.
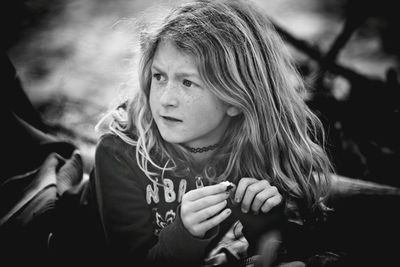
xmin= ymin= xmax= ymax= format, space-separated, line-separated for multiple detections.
xmin=182 ymin=79 xmax=193 ymax=87
xmin=153 ymin=73 xmax=162 ymax=81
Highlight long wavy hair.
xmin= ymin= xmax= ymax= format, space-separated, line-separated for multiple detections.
xmin=99 ymin=0 xmax=333 ymax=220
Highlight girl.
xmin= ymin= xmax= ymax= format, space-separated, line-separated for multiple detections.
xmin=90 ymin=0 xmax=333 ymax=266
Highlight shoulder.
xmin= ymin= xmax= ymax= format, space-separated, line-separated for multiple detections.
xmin=93 ymin=133 xmax=147 ymax=186
xmin=98 ymin=132 xmax=132 ymax=147
xmin=95 ymin=133 xmax=136 ymax=164
xmin=96 ymin=132 xmax=134 ymax=151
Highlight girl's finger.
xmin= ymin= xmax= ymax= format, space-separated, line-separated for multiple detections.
xmin=261 ymin=194 xmax=283 ymax=213
xmin=241 ymin=180 xmax=269 ymax=213
xmin=234 ymin=177 xmax=258 ymax=204
xmin=191 ymin=191 xmax=230 ymax=212
xmin=184 ymin=182 xmax=230 ymax=201
xmin=251 ymin=186 xmax=278 ymax=214
xmin=195 ymin=200 xmax=228 ymax=222
xmin=197 ymin=208 xmax=232 ymax=233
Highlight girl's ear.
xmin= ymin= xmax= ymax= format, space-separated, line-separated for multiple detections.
xmin=227 ymin=106 xmax=241 ymax=117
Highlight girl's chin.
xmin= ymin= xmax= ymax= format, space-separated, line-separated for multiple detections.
xmin=159 ymin=132 xmax=186 ymax=145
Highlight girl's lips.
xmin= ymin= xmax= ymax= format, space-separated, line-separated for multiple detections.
xmin=161 ymin=115 xmax=182 ymax=122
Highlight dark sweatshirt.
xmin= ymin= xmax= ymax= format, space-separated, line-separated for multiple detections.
xmin=91 ymin=133 xmax=284 ymax=266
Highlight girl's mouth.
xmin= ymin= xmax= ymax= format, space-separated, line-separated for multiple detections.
xmin=162 ymin=116 xmax=182 ymax=122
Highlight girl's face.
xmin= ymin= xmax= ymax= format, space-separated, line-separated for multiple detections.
xmin=149 ymin=40 xmax=235 ymax=148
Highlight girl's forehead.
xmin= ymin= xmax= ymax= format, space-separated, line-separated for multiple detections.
xmin=152 ymin=40 xmax=198 ymax=70
xmin=155 ymin=40 xmax=190 ymax=58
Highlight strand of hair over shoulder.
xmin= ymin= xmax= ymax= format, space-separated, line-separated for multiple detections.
xmin=95 ymin=108 xmax=170 ymax=187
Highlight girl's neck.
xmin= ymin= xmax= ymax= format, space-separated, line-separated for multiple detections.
xmin=182 ymin=142 xmax=221 ymax=165
xmin=191 ymin=150 xmax=215 ymax=166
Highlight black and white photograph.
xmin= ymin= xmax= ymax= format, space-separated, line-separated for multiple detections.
xmin=2 ymin=0 xmax=400 ymax=266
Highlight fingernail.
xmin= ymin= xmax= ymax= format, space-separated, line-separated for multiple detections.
xmin=235 ymin=197 xmax=240 ymax=203
xmin=226 ymin=209 xmax=231 ymax=215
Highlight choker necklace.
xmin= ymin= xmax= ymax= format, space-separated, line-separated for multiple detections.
xmin=182 ymin=143 xmax=220 ymax=153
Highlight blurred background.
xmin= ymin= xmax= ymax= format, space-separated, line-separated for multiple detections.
xmin=3 ymin=0 xmax=400 ymax=186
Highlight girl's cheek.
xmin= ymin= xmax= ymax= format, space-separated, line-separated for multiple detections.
xmin=149 ymin=85 xmax=161 ymax=99
xmin=182 ymin=92 xmax=200 ymax=105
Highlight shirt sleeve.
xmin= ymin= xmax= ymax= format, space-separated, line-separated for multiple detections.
xmin=93 ymin=134 xmax=219 ymax=265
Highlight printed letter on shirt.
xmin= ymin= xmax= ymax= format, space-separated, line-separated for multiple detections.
xmin=163 ymin=178 xmax=176 ymax=203
xmin=177 ymin=179 xmax=187 ymax=203
xmin=146 ymin=179 xmax=160 ymax=204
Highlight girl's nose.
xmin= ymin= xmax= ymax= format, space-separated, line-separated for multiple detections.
xmin=159 ymin=82 xmax=179 ymax=107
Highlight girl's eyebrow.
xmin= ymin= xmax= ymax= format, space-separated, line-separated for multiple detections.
xmin=175 ymin=72 xmax=200 ymax=79
xmin=151 ymin=64 xmax=200 ymax=79
xmin=151 ymin=65 xmax=164 ymax=73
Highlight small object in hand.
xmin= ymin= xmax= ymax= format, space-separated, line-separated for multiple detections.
xmin=226 ymin=184 xmax=234 ymax=191
xmin=220 ymin=181 xmax=235 ymax=192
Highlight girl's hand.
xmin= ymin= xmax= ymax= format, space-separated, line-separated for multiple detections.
xmin=181 ymin=183 xmax=232 ymax=238
xmin=234 ymin=177 xmax=282 ymax=215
